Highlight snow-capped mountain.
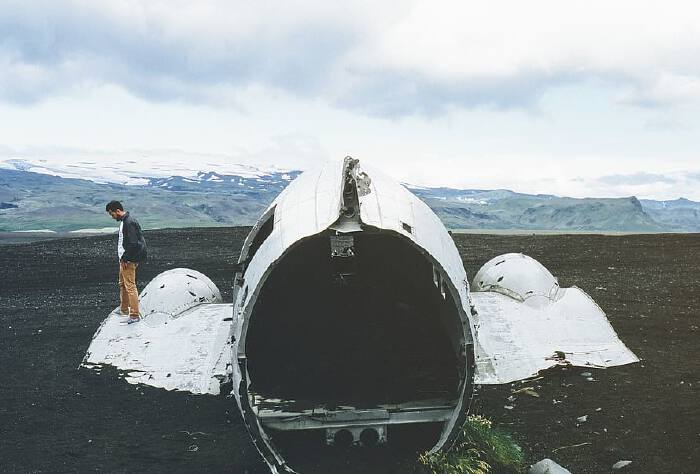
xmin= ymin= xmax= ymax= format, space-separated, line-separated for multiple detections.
xmin=0 ymin=160 xmax=302 ymax=232
xmin=146 ymin=170 xmax=300 ymax=193
xmin=1 ymin=159 xmax=699 ymax=233
xmin=0 ymin=157 xmax=296 ymax=186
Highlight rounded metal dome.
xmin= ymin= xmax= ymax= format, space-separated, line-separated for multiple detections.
xmin=471 ymin=253 xmax=559 ymax=302
xmin=139 ymin=268 xmax=222 ymax=318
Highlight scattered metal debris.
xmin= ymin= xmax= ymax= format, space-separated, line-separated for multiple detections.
xmin=552 ymin=442 xmax=592 ymax=453
xmin=513 ymin=387 xmax=540 ymax=398
xmin=612 ymin=460 xmax=633 ymax=470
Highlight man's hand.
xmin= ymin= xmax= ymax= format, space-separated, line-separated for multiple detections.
xmin=120 ymin=260 xmax=128 ymax=270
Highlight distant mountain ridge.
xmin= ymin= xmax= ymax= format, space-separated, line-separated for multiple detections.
xmin=1 ymin=165 xmax=699 ymax=233
xmin=0 ymin=168 xmax=295 ymax=232
xmin=146 ymin=170 xmax=301 ymax=193
xmin=406 ymin=187 xmax=686 ymax=231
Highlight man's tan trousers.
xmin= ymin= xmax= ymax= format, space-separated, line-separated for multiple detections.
xmin=118 ymin=262 xmax=140 ymax=316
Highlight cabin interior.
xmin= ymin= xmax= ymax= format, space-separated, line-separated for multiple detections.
xmin=245 ymin=230 xmax=464 ymax=410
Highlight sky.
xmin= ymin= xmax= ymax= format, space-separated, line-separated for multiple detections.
xmin=1 ymin=0 xmax=700 ymax=199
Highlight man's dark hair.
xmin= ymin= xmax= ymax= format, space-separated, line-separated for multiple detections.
xmin=106 ymin=200 xmax=124 ymax=212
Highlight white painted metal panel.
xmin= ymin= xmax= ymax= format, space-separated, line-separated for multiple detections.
xmin=82 ymin=304 xmax=233 ymax=395
xmin=355 ymin=163 xmax=476 ymax=453
xmin=139 ymin=268 xmax=222 ymax=318
xmin=236 ymin=160 xmax=470 ymax=340
xmin=358 ymin=163 xmax=470 ymax=305
xmin=232 ymin=161 xmax=344 ymax=352
xmin=471 ymin=287 xmax=639 ymax=384
xmin=472 ymin=253 xmax=560 ymax=301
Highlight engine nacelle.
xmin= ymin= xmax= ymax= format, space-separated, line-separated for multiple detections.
xmin=472 ymin=253 xmax=560 ymax=303
xmin=139 ymin=268 xmax=222 ymax=318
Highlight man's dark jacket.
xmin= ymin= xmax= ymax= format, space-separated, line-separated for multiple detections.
xmin=120 ymin=212 xmax=147 ymax=262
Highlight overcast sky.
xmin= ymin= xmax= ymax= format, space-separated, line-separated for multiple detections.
xmin=1 ymin=0 xmax=700 ymax=199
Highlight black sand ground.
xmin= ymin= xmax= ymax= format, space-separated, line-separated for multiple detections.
xmin=1 ymin=228 xmax=698 ymax=473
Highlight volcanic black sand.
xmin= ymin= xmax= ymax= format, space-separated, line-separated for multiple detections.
xmin=1 ymin=228 xmax=698 ymax=473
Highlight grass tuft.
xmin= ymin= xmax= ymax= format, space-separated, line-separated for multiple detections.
xmin=419 ymin=415 xmax=524 ymax=474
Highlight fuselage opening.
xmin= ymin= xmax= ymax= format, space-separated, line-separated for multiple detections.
xmin=244 ymin=228 xmax=468 ymax=463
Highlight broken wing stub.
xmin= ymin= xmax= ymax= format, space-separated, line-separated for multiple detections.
xmin=81 ymin=268 xmax=233 ymax=395
xmin=470 ymin=253 xmax=639 ymax=384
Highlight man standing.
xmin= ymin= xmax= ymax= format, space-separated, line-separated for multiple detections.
xmin=106 ymin=201 xmax=147 ymax=324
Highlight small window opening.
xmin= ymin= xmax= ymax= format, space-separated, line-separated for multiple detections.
xmin=247 ymin=207 xmax=275 ymax=263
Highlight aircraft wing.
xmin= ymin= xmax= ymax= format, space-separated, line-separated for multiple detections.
xmin=81 ymin=269 xmax=233 ymax=395
xmin=470 ymin=253 xmax=639 ymax=384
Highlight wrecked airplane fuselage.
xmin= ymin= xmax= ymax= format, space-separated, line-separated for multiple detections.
xmin=230 ymin=158 xmax=476 ymax=471
xmin=83 ymin=157 xmax=638 ymax=473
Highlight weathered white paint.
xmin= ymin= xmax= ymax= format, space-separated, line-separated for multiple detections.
xmin=234 ymin=161 xmax=344 ymax=330
xmin=356 ymin=162 xmax=476 ymax=453
xmin=82 ymin=269 xmax=231 ymax=395
xmin=139 ymin=268 xmax=222 ymax=317
xmin=82 ymin=304 xmax=233 ymax=394
xmin=358 ymin=163 xmax=471 ymax=301
xmin=471 ymin=254 xmax=639 ymax=384
xmin=230 ymin=159 xmax=476 ymax=471
xmin=473 ymin=253 xmax=560 ymax=302
xmin=233 ymin=159 xmax=474 ymax=360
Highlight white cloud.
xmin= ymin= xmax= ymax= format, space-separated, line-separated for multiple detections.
xmin=367 ymin=1 xmax=700 ymax=78
xmin=2 ymin=0 xmax=700 ymax=114
xmin=1 ymin=1 xmax=700 ymax=200
xmin=620 ymin=73 xmax=700 ymax=107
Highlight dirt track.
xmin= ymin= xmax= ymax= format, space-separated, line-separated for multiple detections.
xmin=1 ymin=228 xmax=698 ymax=473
